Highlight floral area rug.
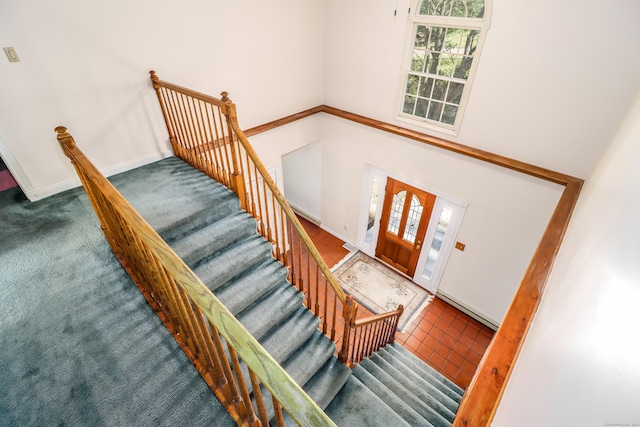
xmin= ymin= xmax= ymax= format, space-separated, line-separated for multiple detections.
xmin=332 ymin=251 xmax=433 ymax=332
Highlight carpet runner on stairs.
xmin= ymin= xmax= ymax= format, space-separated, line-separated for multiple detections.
xmin=113 ymin=156 xmax=462 ymax=426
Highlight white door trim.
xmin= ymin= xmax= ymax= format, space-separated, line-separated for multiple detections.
xmin=0 ymin=133 xmax=32 ymax=197
xmin=356 ymin=163 xmax=467 ymax=294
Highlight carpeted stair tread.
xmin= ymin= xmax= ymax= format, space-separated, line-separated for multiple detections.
xmin=258 ymin=307 xmax=320 ymax=364
xmin=377 ymin=347 xmax=463 ymax=405
xmin=192 ymin=235 xmax=273 ymax=292
xmin=387 ymin=343 xmax=464 ymax=399
xmin=325 ymin=374 xmax=413 ymax=427
xmin=171 ymin=212 xmax=257 ymax=268
xmin=302 ymin=357 xmax=353 ymax=411
xmin=280 ymin=331 xmax=337 ymax=388
xmin=215 ymin=259 xmax=289 ymax=315
xmin=110 ymin=157 xmax=241 ymax=243
xmin=111 ymin=157 xmax=464 ymax=427
xmin=358 ymin=358 xmax=452 ymax=427
xmin=350 ymin=364 xmax=434 ymax=427
xmin=369 ymin=352 xmax=457 ymax=419
xmin=236 ymin=283 xmax=304 ymax=340
xmin=279 ymin=356 xmax=352 ymax=427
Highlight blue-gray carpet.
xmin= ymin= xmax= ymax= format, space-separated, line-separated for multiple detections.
xmin=0 ymin=182 xmax=234 ymax=425
xmin=1 ymin=156 xmax=463 ymax=426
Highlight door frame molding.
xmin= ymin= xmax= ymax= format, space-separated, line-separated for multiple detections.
xmin=0 ymin=133 xmax=32 ymax=197
xmin=356 ymin=163 xmax=467 ymax=294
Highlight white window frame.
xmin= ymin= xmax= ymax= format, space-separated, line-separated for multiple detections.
xmin=413 ymin=196 xmax=466 ymax=294
xmin=396 ymin=0 xmax=492 ymax=136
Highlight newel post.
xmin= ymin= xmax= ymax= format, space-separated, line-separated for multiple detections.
xmin=338 ymin=295 xmax=357 ymax=367
xmin=220 ymin=91 xmax=247 ymax=211
xmin=54 ymin=127 xmax=114 ymax=250
xmin=390 ymin=304 xmax=404 ymax=344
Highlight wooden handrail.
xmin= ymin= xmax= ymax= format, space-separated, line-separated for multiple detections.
xmin=453 ymin=178 xmax=583 ymax=426
xmin=147 ymin=71 xmax=583 ymax=424
xmin=240 ymin=105 xmax=585 ymax=426
xmin=56 ymin=127 xmax=336 ymax=427
xmin=225 ymin=106 xmax=348 ymax=304
xmin=149 ymin=72 xmax=404 ymax=369
xmin=353 ymin=306 xmax=404 ymax=328
xmin=340 ymin=298 xmax=404 ymax=366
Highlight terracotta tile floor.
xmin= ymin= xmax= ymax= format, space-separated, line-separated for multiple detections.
xmin=297 ymin=215 xmax=495 ymax=389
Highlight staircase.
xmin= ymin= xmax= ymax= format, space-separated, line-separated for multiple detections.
xmin=112 ymin=156 xmax=463 ymax=426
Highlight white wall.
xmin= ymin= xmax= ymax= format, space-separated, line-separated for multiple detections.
xmin=0 ymin=0 xmax=324 ymax=200
xmin=324 ymin=0 xmax=640 ymax=178
xmin=492 ymin=91 xmax=640 ymax=426
xmin=320 ymin=114 xmax=563 ymax=325
xmin=282 ymin=141 xmax=322 ymax=221
xmin=248 ymin=115 xmax=324 ymax=203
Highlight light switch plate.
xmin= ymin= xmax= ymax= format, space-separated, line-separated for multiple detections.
xmin=4 ymin=47 xmax=20 ymax=63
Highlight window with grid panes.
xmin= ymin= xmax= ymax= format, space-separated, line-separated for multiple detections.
xmin=399 ymin=0 xmax=491 ymax=134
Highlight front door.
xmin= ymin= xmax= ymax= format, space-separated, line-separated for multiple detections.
xmin=375 ymin=178 xmax=436 ymax=277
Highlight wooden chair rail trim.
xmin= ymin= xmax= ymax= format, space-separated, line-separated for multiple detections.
xmin=246 ymin=105 xmax=580 ymax=187
xmin=238 ymin=107 xmax=585 ymax=426
xmin=55 ymin=127 xmax=336 ymax=427
xmin=244 ymin=106 xmax=325 ymax=137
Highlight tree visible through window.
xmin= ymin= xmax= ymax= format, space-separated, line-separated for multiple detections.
xmin=400 ymin=0 xmax=490 ymax=133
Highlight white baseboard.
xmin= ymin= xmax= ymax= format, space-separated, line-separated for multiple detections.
xmin=436 ymin=291 xmax=500 ymax=331
xmin=25 ymin=150 xmax=173 ymax=201
xmin=290 ymin=204 xmax=321 ymax=226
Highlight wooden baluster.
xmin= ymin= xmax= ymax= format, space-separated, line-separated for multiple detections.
xmin=191 ymin=98 xmax=211 ymax=176
xmin=174 ymin=92 xmax=194 ymax=164
xmin=338 ymin=295 xmax=357 ymax=365
xmin=189 ymin=303 xmax=223 ymax=386
xmin=206 ymin=102 xmax=224 ymax=183
xmin=391 ymin=305 xmax=403 ymax=344
xmin=357 ymin=325 xmax=369 ymax=362
xmin=215 ymin=105 xmax=231 ymax=187
xmin=210 ymin=323 xmax=243 ymax=412
xmin=295 ymin=233 xmax=304 ymax=293
xmin=282 ymin=208 xmax=289 ymax=265
xmin=183 ymin=95 xmax=201 ymax=171
xmin=228 ymin=346 xmax=258 ymax=425
xmin=161 ymin=88 xmax=185 ymax=159
xmin=286 ymin=221 xmax=295 ymax=284
xmin=249 ymin=370 xmax=269 ymax=426
xmin=207 ymin=335 xmax=229 ymax=391
xmin=370 ymin=323 xmax=381 ymax=356
xmin=272 ymin=397 xmax=285 ymax=427
xmin=331 ymin=293 xmax=338 ymax=342
xmin=149 ymin=71 xmax=181 ymax=157
xmin=181 ymin=93 xmax=199 ymax=167
xmin=321 ymin=273 xmax=328 ymax=335
xmin=271 ymin=194 xmax=283 ymax=261
xmin=252 ymin=162 xmax=265 ymax=237
xmin=220 ymin=93 xmax=247 ymax=210
xmin=167 ymin=90 xmax=189 ymax=160
xmin=305 ymin=249 xmax=312 ymax=310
